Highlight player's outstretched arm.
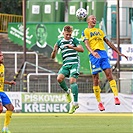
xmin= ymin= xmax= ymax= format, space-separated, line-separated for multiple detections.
xmin=104 ymin=37 xmax=128 ymax=60
xmin=118 ymin=53 xmax=128 ymax=60
xmin=4 ymin=80 xmax=16 ymax=85
xmin=51 ymin=44 xmax=58 ymax=59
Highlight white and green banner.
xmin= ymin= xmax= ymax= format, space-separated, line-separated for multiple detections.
xmin=22 ymin=93 xmax=69 ymax=113
xmin=3 ymin=92 xmax=133 ymax=113
xmin=8 ymin=22 xmax=98 ymax=74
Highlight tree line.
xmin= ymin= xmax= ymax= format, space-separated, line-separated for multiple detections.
xmin=0 ymin=0 xmax=22 ymax=15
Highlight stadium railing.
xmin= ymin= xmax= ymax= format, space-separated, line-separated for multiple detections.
xmin=22 ymin=62 xmax=93 ymax=93
xmin=3 ymin=52 xmax=133 ymax=94
xmin=0 ymin=13 xmax=22 ymax=33
xmin=3 ymin=51 xmax=38 ymax=73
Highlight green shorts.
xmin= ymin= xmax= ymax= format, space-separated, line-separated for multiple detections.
xmin=58 ymin=63 xmax=80 ymax=79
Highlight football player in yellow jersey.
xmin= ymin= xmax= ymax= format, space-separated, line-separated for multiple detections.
xmin=0 ymin=51 xmax=16 ymax=133
xmin=82 ymin=15 xmax=128 ymax=111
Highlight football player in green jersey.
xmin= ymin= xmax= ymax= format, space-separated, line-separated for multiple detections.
xmin=51 ymin=25 xmax=84 ymax=114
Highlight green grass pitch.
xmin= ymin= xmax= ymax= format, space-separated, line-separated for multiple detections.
xmin=0 ymin=113 xmax=133 ymax=133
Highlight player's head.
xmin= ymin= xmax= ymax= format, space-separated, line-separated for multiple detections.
xmin=36 ymin=24 xmax=47 ymax=45
xmin=87 ymin=15 xmax=96 ymax=28
xmin=0 ymin=51 xmax=4 ymax=64
xmin=63 ymin=25 xmax=73 ymax=40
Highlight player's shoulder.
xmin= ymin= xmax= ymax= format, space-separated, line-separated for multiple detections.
xmin=71 ymin=36 xmax=76 ymax=40
xmin=84 ymin=27 xmax=94 ymax=33
xmin=83 ymin=27 xmax=88 ymax=31
xmin=71 ymin=37 xmax=79 ymax=42
xmin=96 ymin=27 xmax=103 ymax=32
xmin=56 ymin=37 xmax=63 ymax=43
xmin=0 ymin=64 xmax=4 ymax=68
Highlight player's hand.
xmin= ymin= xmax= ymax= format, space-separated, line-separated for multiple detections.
xmin=64 ymin=44 xmax=73 ymax=48
xmin=119 ymin=53 xmax=128 ymax=60
xmin=10 ymin=81 xmax=16 ymax=85
xmin=92 ymin=51 xmax=101 ymax=58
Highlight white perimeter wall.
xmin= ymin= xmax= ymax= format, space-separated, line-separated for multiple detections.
xmin=107 ymin=0 xmax=133 ymax=38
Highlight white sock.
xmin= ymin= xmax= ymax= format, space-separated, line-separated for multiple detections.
xmin=73 ymin=102 xmax=78 ymax=106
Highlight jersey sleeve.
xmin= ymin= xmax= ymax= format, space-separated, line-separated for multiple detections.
xmin=81 ymin=28 xmax=89 ymax=42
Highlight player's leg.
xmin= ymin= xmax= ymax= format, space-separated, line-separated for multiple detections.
xmin=57 ymin=65 xmax=69 ymax=92
xmin=1 ymin=92 xmax=14 ymax=133
xmin=57 ymin=73 xmax=68 ymax=91
xmin=104 ymin=68 xmax=120 ymax=105
xmin=69 ymin=63 xmax=79 ymax=114
xmin=69 ymin=77 xmax=79 ymax=114
xmin=92 ymin=74 xmax=105 ymax=111
xmin=57 ymin=66 xmax=72 ymax=103
xmin=70 ymin=81 xmax=78 ymax=104
xmin=0 ymin=95 xmax=3 ymax=113
xmin=90 ymin=55 xmax=105 ymax=111
xmin=2 ymin=104 xmax=14 ymax=133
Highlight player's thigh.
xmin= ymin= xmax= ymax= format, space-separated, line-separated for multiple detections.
xmin=1 ymin=92 xmax=11 ymax=106
xmin=4 ymin=103 xmax=14 ymax=111
xmin=101 ymin=58 xmax=111 ymax=70
xmin=0 ymin=95 xmax=3 ymax=113
xmin=70 ymin=63 xmax=80 ymax=78
xmin=90 ymin=56 xmax=102 ymax=74
xmin=58 ymin=65 xmax=70 ymax=77
xmin=103 ymin=68 xmax=113 ymax=80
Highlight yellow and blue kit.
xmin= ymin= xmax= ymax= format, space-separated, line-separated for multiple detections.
xmin=82 ymin=27 xmax=111 ymax=74
xmin=0 ymin=64 xmax=11 ymax=105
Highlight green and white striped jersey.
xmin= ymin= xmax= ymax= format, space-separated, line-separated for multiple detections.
xmin=56 ymin=37 xmax=80 ymax=66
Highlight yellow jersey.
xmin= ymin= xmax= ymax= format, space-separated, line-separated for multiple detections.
xmin=0 ymin=64 xmax=4 ymax=92
xmin=82 ymin=27 xmax=106 ymax=52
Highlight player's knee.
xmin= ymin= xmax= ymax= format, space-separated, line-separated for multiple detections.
xmin=0 ymin=109 xmax=3 ymax=113
xmin=0 ymin=105 xmax=3 ymax=113
xmin=107 ymin=75 xmax=113 ymax=81
xmin=6 ymin=104 xmax=14 ymax=111
xmin=57 ymin=77 xmax=63 ymax=83
xmin=10 ymin=105 xmax=14 ymax=111
xmin=93 ymin=75 xmax=99 ymax=83
xmin=93 ymin=79 xmax=99 ymax=85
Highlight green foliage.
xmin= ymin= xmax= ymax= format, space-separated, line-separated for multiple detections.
xmin=0 ymin=0 xmax=22 ymax=15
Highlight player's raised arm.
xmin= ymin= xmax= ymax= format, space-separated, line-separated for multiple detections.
xmin=51 ymin=44 xmax=58 ymax=59
xmin=103 ymin=37 xmax=128 ymax=60
xmin=4 ymin=80 xmax=16 ymax=85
